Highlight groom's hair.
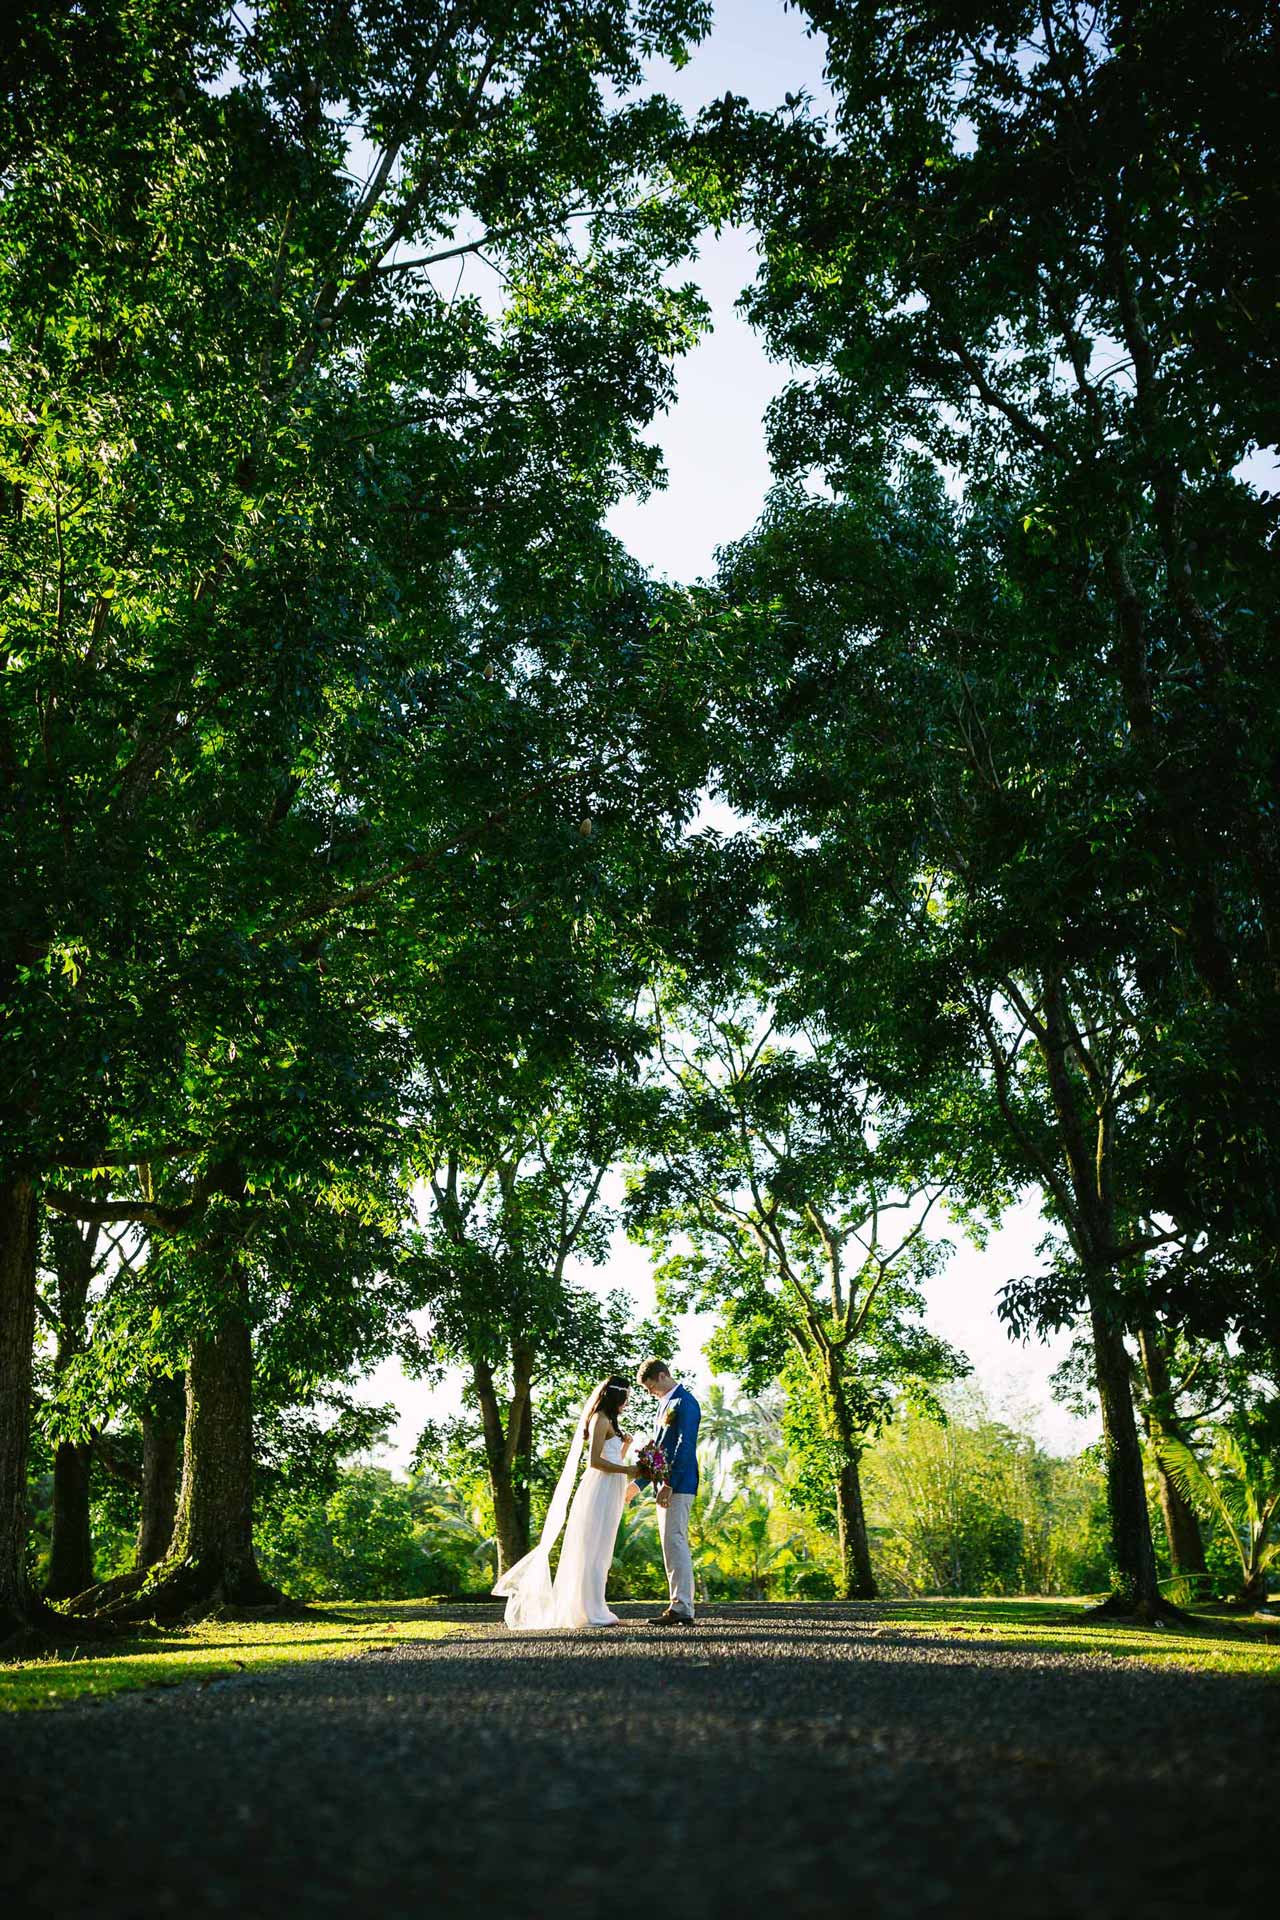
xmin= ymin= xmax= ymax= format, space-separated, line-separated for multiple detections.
xmin=636 ymin=1357 xmax=671 ymax=1386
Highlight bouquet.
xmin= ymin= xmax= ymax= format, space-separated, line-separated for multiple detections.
xmin=636 ymin=1441 xmax=669 ymax=1484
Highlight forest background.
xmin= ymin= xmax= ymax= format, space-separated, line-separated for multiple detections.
xmin=5 ymin=0 xmax=1278 ymax=1637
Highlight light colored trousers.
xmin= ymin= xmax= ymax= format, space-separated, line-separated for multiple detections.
xmin=658 ymin=1491 xmax=695 ymax=1617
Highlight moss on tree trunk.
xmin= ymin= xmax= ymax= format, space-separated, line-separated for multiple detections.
xmin=513 ymin=1390 xmax=533 ymax=1550
xmin=489 ymin=1469 xmax=528 ymax=1578
xmin=44 ymin=1220 xmax=102 ymax=1601
xmin=163 ymin=1295 xmax=274 ymax=1606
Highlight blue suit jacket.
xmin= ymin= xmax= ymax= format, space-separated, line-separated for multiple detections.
xmin=636 ymin=1383 xmax=700 ymax=1497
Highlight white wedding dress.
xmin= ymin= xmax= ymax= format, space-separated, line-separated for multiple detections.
xmin=493 ymin=1411 xmax=628 ymax=1630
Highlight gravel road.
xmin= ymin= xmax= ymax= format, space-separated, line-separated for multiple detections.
xmin=2 ymin=1603 xmax=1273 ymax=1919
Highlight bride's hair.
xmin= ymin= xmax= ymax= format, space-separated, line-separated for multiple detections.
xmin=585 ymin=1377 xmax=629 ymax=1439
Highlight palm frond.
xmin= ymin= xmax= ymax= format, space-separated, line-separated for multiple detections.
xmin=1157 ymin=1434 xmax=1245 ymax=1569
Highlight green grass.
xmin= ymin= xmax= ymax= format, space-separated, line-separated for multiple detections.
xmin=5 ymin=1595 xmax=1275 ymax=1712
xmin=0 ymin=1599 xmax=463 ymax=1712
xmin=867 ymin=1595 xmax=1280 ymax=1679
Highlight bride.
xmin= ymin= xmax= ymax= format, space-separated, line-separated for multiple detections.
xmin=493 ymin=1377 xmax=641 ymax=1630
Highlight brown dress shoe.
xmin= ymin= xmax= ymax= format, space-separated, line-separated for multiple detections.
xmin=650 ymin=1608 xmax=694 ymax=1626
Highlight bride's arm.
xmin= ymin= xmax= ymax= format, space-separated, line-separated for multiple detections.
xmin=589 ymin=1418 xmax=640 ymax=1476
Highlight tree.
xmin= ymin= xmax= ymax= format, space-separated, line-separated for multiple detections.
xmin=1158 ymin=1431 xmax=1279 ymax=1612
xmin=965 ymin=960 xmax=1190 ymax=1617
xmin=629 ymin=993 xmax=967 ymax=1599
xmin=38 ymin=1221 xmax=103 ymax=1599
xmin=712 ymin=463 xmax=1211 ymax=1615
xmin=1 ymin=0 xmax=716 ymax=1636
xmin=731 ymin=0 xmax=1280 ymax=999
xmin=0 ymin=1180 xmax=39 ymax=1635
xmin=413 ymin=1054 xmax=650 ymax=1573
xmin=863 ymin=1392 xmax=1113 ymax=1598
xmin=32 ymin=1213 xmax=189 ymax=1591
xmin=694 ymin=0 xmax=1279 ymax=1617
xmin=697 ymin=1379 xmax=784 ymax=1487
xmin=255 ymin=1455 xmax=500 ymax=1602
xmin=1056 ymin=1322 xmax=1279 ymax=1602
xmin=135 ymin=1368 xmax=185 ymax=1571
xmin=1132 ymin=1323 xmax=1210 ymax=1584
xmin=62 ymin=1166 xmax=429 ymax=1622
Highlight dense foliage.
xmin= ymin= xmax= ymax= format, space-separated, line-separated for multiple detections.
xmin=4 ymin=2 xmax=1277 ymax=1638
xmin=1 ymin=0 xmax=720 ymax=1633
xmin=695 ymin=0 xmax=1280 ymax=1614
xmin=627 ymin=990 xmax=969 ymax=1596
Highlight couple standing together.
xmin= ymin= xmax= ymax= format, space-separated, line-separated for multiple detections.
xmin=493 ymin=1358 xmax=700 ymax=1630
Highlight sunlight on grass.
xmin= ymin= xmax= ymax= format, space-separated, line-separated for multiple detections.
xmin=0 ymin=1599 xmax=463 ymax=1713
xmin=874 ymin=1597 xmax=1280 ymax=1679
xmin=5 ymin=1598 xmax=1275 ymax=1712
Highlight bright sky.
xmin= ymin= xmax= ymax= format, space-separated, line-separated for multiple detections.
xmin=605 ymin=0 xmax=834 ymax=584
xmin=360 ymin=1 xmax=1101 ymax=1466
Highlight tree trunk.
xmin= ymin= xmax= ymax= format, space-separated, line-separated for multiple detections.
xmin=69 ymin=1263 xmax=282 ymax=1621
xmin=1135 ymin=1324 xmax=1208 ymax=1582
xmin=44 ymin=1218 xmax=101 ymax=1601
xmin=823 ymin=1361 xmax=877 ymax=1600
xmin=1034 ymin=983 xmax=1180 ymax=1619
xmin=1088 ymin=1285 xmax=1165 ymax=1617
xmin=0 ymin=1176 xmax=43 ymax=1641
xmin=1233 ymin=1566 xmax=1270 ymax=1611
xmin=136 ymin=1375 xmax=184 ymax=1569
xmin=473 ymin=1353 xmax=533 ymax=1578
xmin=513 ymin=1390 xmax=532 ymax=1549
xmin=45 ymin=1441 xmax=95 ymax=1600
xmin=489 ymin=1463 xmax=527 ymax=1579
xmin=161 ymin=1271 xmax=277 ymax=1611
xmin=476 ymin=1372 xmax=527 ymax=1577
xmin=835 ymin=1454 xmax=878 ymax=1600
xmin=1152 ymin=1454 xmax=1209 ymax=1582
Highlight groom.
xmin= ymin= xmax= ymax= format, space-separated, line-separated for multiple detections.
xmin=634 ymin=1357 xmax=701 ymax=1627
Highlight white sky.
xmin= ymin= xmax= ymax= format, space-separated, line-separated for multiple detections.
xmin=605 ymin=0 xmax=833 ymax=583
xmin=360 ymin=2 xmax=1101 ymax=1466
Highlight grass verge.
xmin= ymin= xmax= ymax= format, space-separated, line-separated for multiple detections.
xmin=0 ymin=1598 xmax=463 ymax=1712
xmin=870 ymin=1596 xmax=1280 ymax=1678
xmin=5 ymin=1596 xmax=1274 ymax=1708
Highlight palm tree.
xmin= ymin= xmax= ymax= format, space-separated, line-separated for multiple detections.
xmin=1157 ymin=1433 xmax=1279 ymax=1610
xmin=699 ymin=1384 xmax=788 ymax=1496
xmin=691 ymin=1484 xmax=810 ymax=1599
xmin=414 ymin=1479 xmax=498 ymax=1585
xmin=609 ymin=1499 xmax=666 ymax=1596
xmin=698 ymin=1383 xmax=756 ymax=1481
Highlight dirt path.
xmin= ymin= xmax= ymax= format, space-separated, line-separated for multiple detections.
xmin=2 ymin=1604 xmax=1271 ymax=1918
